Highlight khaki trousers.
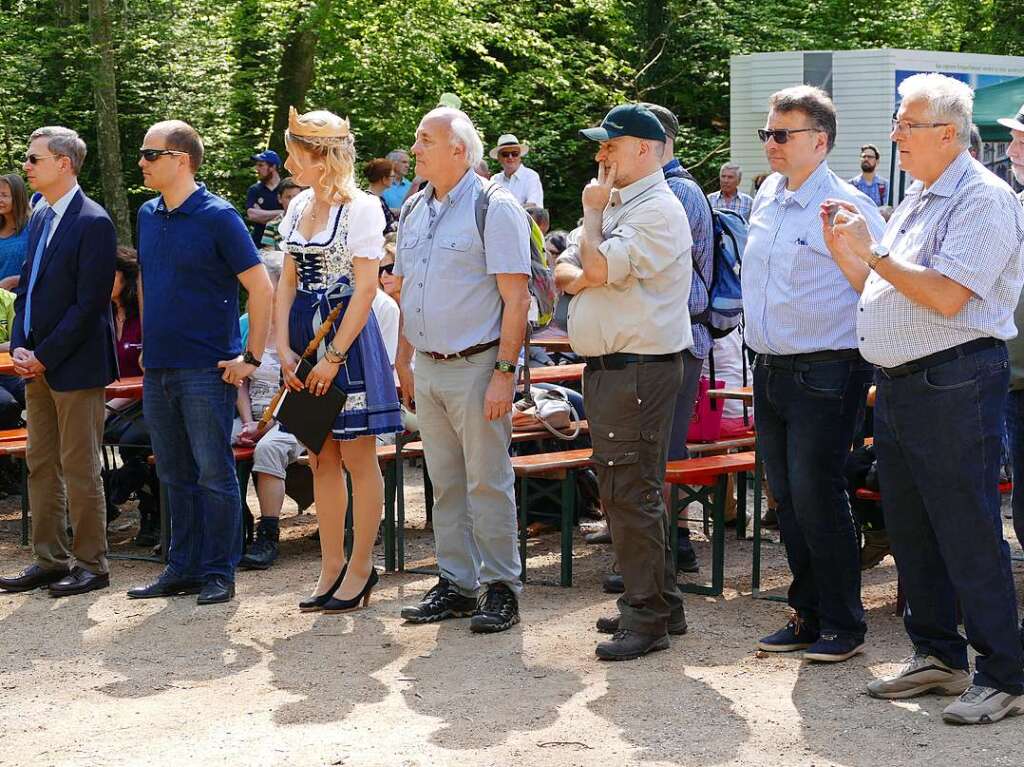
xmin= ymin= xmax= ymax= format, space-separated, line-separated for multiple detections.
xmin=25 ymin=375 xmax=108 ymax=574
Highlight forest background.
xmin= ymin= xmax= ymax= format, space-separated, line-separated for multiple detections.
xmin=1 ymin=0 xmax=1022 ymax=242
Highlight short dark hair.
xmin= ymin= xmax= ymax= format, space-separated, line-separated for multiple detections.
xmin=150 ymin=120 xmax=204 ymax=172
xmin=860 ymin=144 xmax=880 ymax=159
xmin=768 ymin=85 xmax=837 ymax=152
xmin=364 ymin=158 xmax=394 ymax=184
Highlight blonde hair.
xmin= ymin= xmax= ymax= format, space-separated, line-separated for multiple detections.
xmin=285 ymin=110 xmax=359 ymax=204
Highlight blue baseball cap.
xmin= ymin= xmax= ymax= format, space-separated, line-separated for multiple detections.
xmin=580 ymin=104 xmax=667 ymax=143
xmin=251 ymin=150 xmax=282 ymax=166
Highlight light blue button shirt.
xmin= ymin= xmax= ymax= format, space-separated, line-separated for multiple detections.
xmin=395 ymin=169 xmax=531 ymax=355
xmin=741 ymin=161 xmax=886 ymax=355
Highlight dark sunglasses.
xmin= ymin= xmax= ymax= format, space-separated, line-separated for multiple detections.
xmin=23 ymin=153 xmax=57 ymax=165
xmin=757 ymin=128 xmax=819 ymax=145
xmin=379 ymin=263 xmax=395 ymax=276
xmin=138 ymin=148 xmax=188 ymax=162
xmin=499 ymin=150 xmax=520 ymax=159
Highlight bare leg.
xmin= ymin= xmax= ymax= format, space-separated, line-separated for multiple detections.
xmin=308 ymin=440 xmax=348 ymax=597
xmin=254 ymin=472 xmax=285 ymax=520
xmin=334 ymin=435 xmax=383 ymax=600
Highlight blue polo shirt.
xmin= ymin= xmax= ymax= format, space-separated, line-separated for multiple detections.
xmin=137 ymin=184 xmax=260 ymax=368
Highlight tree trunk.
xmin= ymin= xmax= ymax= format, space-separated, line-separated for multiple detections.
xmin=87 ymin=0 xmax=132 ymax=244
xmin=268 ymin=0 xmax=332 ymax=156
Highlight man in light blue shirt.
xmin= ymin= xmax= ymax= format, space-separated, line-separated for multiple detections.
xmin=742 ymin=86 xmax=885 ymax=664
xmin=381 ymin=149 xmax=412 ymax=210
xmin=394 ymin=107 xmax=532 ymax=634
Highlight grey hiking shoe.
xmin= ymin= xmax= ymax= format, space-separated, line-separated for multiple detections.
xmin=942 ymin=684 xmax=1024 ymax=725
xmin=867 ymin=653 xmax=971 ymax=700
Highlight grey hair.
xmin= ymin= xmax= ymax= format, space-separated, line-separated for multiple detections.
xmin=897 ymin=73 xmax=974 ymax=147
xmin=768 ymin=85 xmax=837 ymax=152
xmin=386 ymin=149 xmax=408 ymax=162
xmin=720 ymin=162 xmax=743 ymax=179
xmin=423 ymin=107 xmax=483 ymax=168
xmin=29 ymin=126 xmax=87 ymax=175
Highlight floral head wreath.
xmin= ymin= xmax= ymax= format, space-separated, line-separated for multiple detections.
xmin=286 ymin=106 xmax=351 ymax=144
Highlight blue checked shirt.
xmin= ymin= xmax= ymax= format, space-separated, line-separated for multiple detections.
xmin=708 ymin=189 xmax=754 ymax=221
xmin=858 ymin=152 xmax=1024 ymax=368
xmin=663 ymin=159 xmax=713 ymax=359
xmin=742 ymin=161 xmax=886 ymax=356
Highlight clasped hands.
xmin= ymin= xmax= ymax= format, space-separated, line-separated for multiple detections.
xmin=278 ymin=348 xmax=340 ymax=398
xmin=11 ymin=348 xmax=44 ymax=378
xmin=820 ymin=198 xmax=874 ymax=265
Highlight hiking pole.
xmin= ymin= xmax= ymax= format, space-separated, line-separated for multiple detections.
xmin=259 ymin=302 xmax=344 ymax=429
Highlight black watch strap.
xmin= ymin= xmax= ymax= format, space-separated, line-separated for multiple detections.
xmin=243 ymin=350 xmax=262 ymax=367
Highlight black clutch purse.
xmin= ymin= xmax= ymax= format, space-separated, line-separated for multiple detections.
xmin=272 ymin=358 xmax=347 ymax=453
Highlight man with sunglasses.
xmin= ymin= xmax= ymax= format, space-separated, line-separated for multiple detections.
xmin=742 ymin=86 xmax=885 ymax=664
xmin=848 ymin=144 xmax=888 ymax=207
xmin=489 ymin=134 xmax=544 ymax=208
xmin=126 ymin=121 xmax=273 ymax=606
xmin=827 ymin=73 xmax=1024 ymax=725
xmin=0 ymin=127 xmax=118 ymax=598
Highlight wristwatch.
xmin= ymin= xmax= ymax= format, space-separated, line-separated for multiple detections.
xmin=494 ymin=359 xmax=516 ymax=374
xmin=324 ymin=343 xmax=348 ymax=365
xmin=242 ymin=350 xmax=262 ymax=367
xmin=868 ymin=242 xmax=890 ymax=270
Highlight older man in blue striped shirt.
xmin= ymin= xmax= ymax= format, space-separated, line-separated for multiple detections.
xmin=827 ymin=73 xmax=1024 ymax=726
xmin=742 ymin=86 xmax=885 ymax=664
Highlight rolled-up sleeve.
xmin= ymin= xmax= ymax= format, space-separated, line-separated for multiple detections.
xmin=598 ymin=206 xmax=691 ymax=286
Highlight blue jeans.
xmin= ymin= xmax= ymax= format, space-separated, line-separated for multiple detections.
xmin=144 ymin=367 xmax=241 ymax=582
xmin=875 ymin=344 xmax=1023 ymax=694
xmin=753 ymin=355 xmax=871 ymax=640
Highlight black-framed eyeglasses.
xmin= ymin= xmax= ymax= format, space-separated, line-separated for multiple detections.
xmin=23 ymin=153 xmax=57 ymax=165
xmin=757 ymin=128 xmax=819 ymax=145
xmin=379 ymin=263 xmax=395 ymax=276
xmin=138 ymin=148 xmax=188 ymax=162
xmin=499 ymin=150 xmax=520 ymax=159
xmin=890 ymin=118 xmax=951 ymax=136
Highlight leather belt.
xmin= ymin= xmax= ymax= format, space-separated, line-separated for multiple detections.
xmin=757 ymin=348 xmax=862 ymax=372
xmin=583 ymin=352 xmax=681 ymax=371
xmin=879 ymin=337 xmax=1002 ymax=379
xmin=421 ymin=339 xmax=500 ymax=361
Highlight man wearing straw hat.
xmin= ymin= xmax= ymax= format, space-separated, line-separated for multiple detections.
xmin=490 ymin=133 xmax=544 ymax=208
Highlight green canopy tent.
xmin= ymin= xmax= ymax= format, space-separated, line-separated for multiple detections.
xmin=974 ymin=75 xmax=1024 ymax=141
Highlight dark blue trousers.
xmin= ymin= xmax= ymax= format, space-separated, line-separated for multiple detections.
xmin=875 ymin=344 xmax=1023 ymax=694
xmin=754 ymin=355 xmax=871 ymax=640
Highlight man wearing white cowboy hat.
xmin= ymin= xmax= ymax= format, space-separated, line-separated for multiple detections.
xmin=490 ymin=134 xmax=544 ymax=207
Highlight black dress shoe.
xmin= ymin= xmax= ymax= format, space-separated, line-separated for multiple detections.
xmin=595 ymin=629 xmax=671 ymax=661
xmin=48 ymin=566 xmax=110 ymax=598
xmin=299 ymin=565 xmax=347 ymax=612
xmin=197 ymin=576 xmax=235 ymax=605
xmin=597 ymin=614 xmax=687 ymax=636
xmin=676 ymin=546 xmax=700 ymax=574
xmin=584 ymin=527 xmax=612 ymax=545
xmin=127 ymin=571 xmax=203 ymax=599
xmin=602 ymin=573 xmax=625 ymax=594
xmin=0 ymin=564 xmax=69 ymax=592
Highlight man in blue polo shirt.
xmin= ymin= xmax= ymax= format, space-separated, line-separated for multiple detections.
xmin=126 ymin=120 xmax=273 ymax=606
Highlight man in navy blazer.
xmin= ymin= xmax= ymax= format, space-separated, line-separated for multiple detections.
xmin=0 ymin=126 xmax=118 ymax=598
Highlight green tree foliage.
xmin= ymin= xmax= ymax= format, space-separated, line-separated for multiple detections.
xmin=0 ymin=0 xmax=1019 ymax=230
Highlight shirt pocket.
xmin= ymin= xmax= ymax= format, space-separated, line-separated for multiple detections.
xmin=786 ymin=227 xmax=832 ymax=289
xmin=437 ymin=233 xmax=484 ymax=281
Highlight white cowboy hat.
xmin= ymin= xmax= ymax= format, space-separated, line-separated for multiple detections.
xmin=489 ymin=134 xmax=530 ymax=160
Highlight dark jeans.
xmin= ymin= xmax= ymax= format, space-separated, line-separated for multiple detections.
xmin=875 ymin=344 xmax=1023 ymax=693
xmin=0 ymin=373 xmax=25 ymax=428
xmin=586 ymin=355 xmax=684 ymax=635
xmin=144 ymin=367 xmax=241 ymax=582
xmin=1004 ymin=389 xmax=1024 ymax=555
xmin=753 ymin=355 xmax=871 ymax=640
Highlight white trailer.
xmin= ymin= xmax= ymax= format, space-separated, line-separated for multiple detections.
xmin=728 ymin=49 xmax=1024 ymax=197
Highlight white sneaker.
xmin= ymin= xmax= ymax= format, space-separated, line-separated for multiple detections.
xmin=942 ymin=684 xmax=1024 ymax=725
xmin=866 ymin=653 xmax=971 ymax=700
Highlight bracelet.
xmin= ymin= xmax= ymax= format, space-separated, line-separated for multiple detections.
xmin=324 ymin=344 xmax=347 ymax=365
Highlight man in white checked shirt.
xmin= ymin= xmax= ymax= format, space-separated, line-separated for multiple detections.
xmin=825 ymin=73 xmax=1024 ymax=726
xmin=743 ymin=86 xmax=885 ymax=665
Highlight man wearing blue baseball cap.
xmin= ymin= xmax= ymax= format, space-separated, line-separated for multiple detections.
xmin=246 ymin=149 xmax=283 ymax=247
xmin=555 ymin=103 xmax=693 ymax=661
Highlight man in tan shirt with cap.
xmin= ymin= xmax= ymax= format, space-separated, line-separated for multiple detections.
xmin=555 ymin=103 xmax=693 ymax=661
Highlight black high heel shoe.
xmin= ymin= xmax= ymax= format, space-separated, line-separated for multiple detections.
xmin=298 ymin=564 xmax=347 ymax=612
xmin=322 ymin=568 xmax=379 ymax=614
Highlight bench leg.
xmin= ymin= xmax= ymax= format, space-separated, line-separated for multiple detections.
xmin=383 ymin=460 xmax=397 ymax=572
xmin=396 ymin=440 xmax=407 ymax=572
xmin=236 ymin=459 xmax=254 ymax=558
xmin=518 ymin=475 xmax=529 ymax=584
xmin=344 ymin=470 xmax=354 ymax=559
xmin=736 ymin=471 xmax=748 ymax=540
xmin=20 ymin=458 xmax=28 ymax=547
xmin=560 ymin=474 xmax=575 ymax=587
xmin=424 ymin=466 xmax=434 ymax=528
xmin=711 ymin=475 xmax=727 ymax=596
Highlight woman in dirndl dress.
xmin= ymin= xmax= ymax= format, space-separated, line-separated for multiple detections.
xmin=275 ymin=106 xmax=402 ymax=613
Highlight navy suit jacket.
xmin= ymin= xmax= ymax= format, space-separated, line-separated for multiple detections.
xmin=11 ymin=189 xmax=119 ymax=391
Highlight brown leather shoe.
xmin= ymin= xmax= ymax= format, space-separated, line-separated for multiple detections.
xmin=595 ymin=630 xmax=671 ymax=661
xmin=596 ymin=614 xmax=687 ymax=636
xmin=0 ymin=564 xmax=69 ymax=592
xmin=48 ymin=566 xmax=110 ymax=598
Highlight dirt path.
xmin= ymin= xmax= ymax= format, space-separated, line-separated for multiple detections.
xmin=1 ymin=481 xmax=1022 ymax=767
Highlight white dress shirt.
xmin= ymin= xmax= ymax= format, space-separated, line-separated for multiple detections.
xmin=493 ymin=165 xmax=544 ymax=208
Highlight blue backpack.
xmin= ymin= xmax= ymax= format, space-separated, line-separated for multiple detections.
xmin=667 ymin=166 xmax=748 ymax=338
